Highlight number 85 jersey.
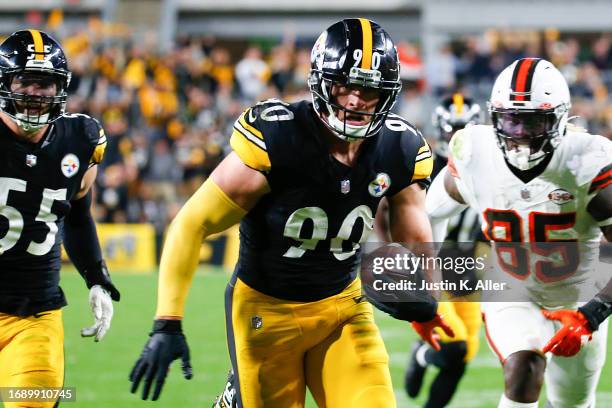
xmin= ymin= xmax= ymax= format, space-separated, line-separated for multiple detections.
xmin=0 ymin=114 xmax=106 ymax=315
xmin=230 ymin=100 xmax=432 ymax=301
xmin=449 ymin=125 xmax=612 ymax=306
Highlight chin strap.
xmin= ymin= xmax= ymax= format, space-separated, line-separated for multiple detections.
xmin=14 ymin=112 xmax=48 ymax=134
xmin=325 ymin=105 xmax=371 ymax=139
xmin=503 ymin=142 xmax=549 ymax=171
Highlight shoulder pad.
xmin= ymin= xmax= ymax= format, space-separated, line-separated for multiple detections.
xmin=251 ymin=98 xmax=296 ymax=122
xmin=229 ymin=99 xmax=296 ymax=172
xmin=448 ymin=128 xmax=473 ymax=165
xmin=63 ymin=113 xmax=107 ymax=166
xmin=87 ymin=117 xmax=107 ymax=166
xmin=411 ymin=134 xmax=433 ymax=183
xmin=384 ymin=114 xmax=433 ymax=185
xmin=583 ymin=135 xmax=612 ymax=193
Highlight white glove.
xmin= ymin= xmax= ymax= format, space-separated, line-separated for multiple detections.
xmin=81 ymin=285 xmax=114 ymax=342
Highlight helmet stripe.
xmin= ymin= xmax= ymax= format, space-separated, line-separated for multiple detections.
xmin=27 ymin=29 xmax=45 ymax=61
xmin=358 ymin=18 xmax=372 ymax=70
xmin=521 ymin=58 xmax=541 ymax=101
xmin=510 ymin=58 xmax=541 ymax=101
xmin=452 ymin=93 xmax=464 ymax=114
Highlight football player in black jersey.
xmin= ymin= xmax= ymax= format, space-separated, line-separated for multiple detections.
xmin=0 ymin=30 xmax=119 ymax=407
xmin=403 ymin=94 xmax=485 ymax=408
xmin=130 ymin=19 xmax=452 ymax=407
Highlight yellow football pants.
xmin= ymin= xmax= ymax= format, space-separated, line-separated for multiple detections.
xmin=0 ymin=309 xmax=64 ymax=408
xmin=435 ymin=301 xmax=481 ymax=362
xmin=225 ymin=277 xmax=395 ymax=408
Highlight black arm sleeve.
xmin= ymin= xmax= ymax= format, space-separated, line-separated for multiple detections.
xmin=64 ymin=190 xmax=120 ymax=301
xmin=586 ymin=185 xmax=612 ymax=224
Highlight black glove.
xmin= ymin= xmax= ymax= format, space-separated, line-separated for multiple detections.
xmin=129 ymin=319 xmax=193 ymax=401
xmin=363 ymin=271 xmax=438 ymax=323
xmin=365 ymin=287 xmax=438 ymax=322
xmin=579 ymin=296 xmax=612 ymax=331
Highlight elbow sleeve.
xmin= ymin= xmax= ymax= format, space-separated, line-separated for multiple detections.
xmin=64 ymin=191 xmax=103 ymax=275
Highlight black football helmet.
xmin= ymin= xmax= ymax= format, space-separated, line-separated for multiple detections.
xmin=0 ymin=29 xmax=71 ymax=132
xmin=308 ymin=18 xmax=402 ymax=141
xmin=432 ymin=93 xmax=481 ymax=157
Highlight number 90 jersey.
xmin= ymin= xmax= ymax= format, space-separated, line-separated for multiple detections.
xmin=0 ymin=113 xmax=106 ymax=315
xmin=449 ymin=125 xmax=612 ymax=306
xmin=230 ymin=100 xmax=432 ymax=301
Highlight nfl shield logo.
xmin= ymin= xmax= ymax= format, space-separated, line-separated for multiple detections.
xmin=25 ymin=154 xmax=37 ymax=167
xmin=520 ymin=188 xmax=531 ymax=200
xmin=340 ymin=179 xmax=350 ymax=194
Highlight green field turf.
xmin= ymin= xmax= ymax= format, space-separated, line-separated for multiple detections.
xmin=59 ymin=269 xmax=612 ymax=408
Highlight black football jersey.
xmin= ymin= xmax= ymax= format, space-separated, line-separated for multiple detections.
xmin=0 ymin=113 xmax=106 ymax=315
xmin=230 ymin=100 xmax=433 ymax=301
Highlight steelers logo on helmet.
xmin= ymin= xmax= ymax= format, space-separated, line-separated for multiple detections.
xmin=488 ymin=58 xmax=570 ymax=171
xmin=0 ymin=30 xmax=71 ymax=133
xmin=308 ymin=18 xmax=402 ymax=142
xmin=311 ymin=31 xmax=327 ymax=70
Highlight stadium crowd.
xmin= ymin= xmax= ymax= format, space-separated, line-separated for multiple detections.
xmin=54 ymin=24 xmax=611 ymax=254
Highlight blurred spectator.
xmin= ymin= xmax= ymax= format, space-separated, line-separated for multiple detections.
xmin=398 ymin=42 xmax=424 ymax=87
xmin=269 ymin=45 xmax=293 ymax=95
xmin=235 ymin=46 xmax=270 ymax=101
xmin=590 ymin=35 xmax=611 ymax=71
xmin=427 ymin=44 xmax=456 ymax=97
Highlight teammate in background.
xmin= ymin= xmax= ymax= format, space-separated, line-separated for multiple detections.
xmin=129 ymin=19 xmax=452 ymax=407
xmin=0 ymin=30 xmax=120 ymax=408
xmin=403 ymin=94 xmax=485 ymax=407
xmin=428 ymin=57 xmax=611 ymax=408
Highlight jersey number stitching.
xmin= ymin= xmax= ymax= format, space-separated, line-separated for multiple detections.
xmin=0 ymin=177 xmax=66 ymax=256
xmin=483 ymin=209 xmax=579 ymax=282
xmin=283 ymin=205 xmax=373 ymax=260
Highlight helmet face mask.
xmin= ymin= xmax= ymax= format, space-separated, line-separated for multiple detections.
xmin=0 ymin=30 xmax=71 ymax=133
xmin=490 ymin=106 xmax=567 ymax=171
xmin=488 ymin=58 xmax=570 ymax=171
xmin=433 ymin=93 xmax=481 ymax=156
xmin=309 ymin=19 xmax=402 ymax=142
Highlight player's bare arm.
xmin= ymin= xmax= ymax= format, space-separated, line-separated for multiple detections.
xmin=388 ymin=183 xmax=432 ymax=244
xmin=387 ymin=183 xmax=455 ymax=349
xmin=603 ymin=224 xmax=612 ymax=242
xmin=209 ymin=152 xmax=271 ymax=211
xmin=587 ymin=183 xmax=612 ymax=241
xmin=74 ymin=165 xmax=98 ymax=199
xmin=373 ymin=197 xmax=391 ymax=242
xmin=443 ymin=165 xmax=466 ymax=204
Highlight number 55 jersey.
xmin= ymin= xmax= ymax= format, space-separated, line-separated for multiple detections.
xmin=448 ymin=125 xmax=612 ymax=307
xmin=229 ymin=99 xmax=433 ymax=301
xmin=0 ymin=114 xmax=106 ymax=316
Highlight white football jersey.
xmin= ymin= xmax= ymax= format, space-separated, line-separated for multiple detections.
xmin=448 ymin=125 xmax=612 ymax=307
